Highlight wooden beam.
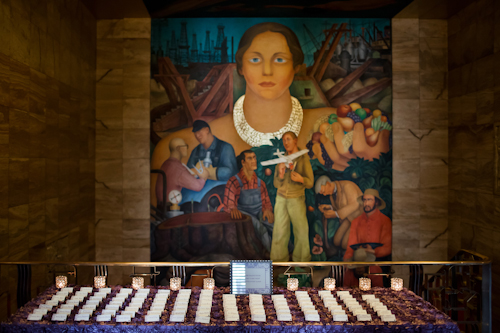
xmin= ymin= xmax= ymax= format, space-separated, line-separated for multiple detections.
xmin=329 ymin=78 xmax=391 ymax=107
xmin=315 ymin=23 xmax=347 ymax=82
xmin=196 ymin=64 xmax=232 ymax=116
xmin=308 ymin=24 xmax=337 ymax=78
xmin=325 ymin=58 xmax=374 ymax=100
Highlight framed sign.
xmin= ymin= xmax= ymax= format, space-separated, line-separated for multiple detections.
xmin=230 ymin=260 xmax=273 ymax=295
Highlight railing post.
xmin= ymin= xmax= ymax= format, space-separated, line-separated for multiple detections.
xmin=16 ymin=264 xmax=31 ymax=308
xmin=482 ymin=262 xmax=492 ymax=333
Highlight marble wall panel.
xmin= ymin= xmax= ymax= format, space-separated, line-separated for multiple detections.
xmin=393 ymin=38 xmax=419 ymax=72
xmin=392 ymin=99 xmax=419 ymax=129
xmin=123 ymin=159 xmax=149 ymax=189
xmin=122 ymin=18 xmax=151 ymax=39
xmin=393 ymin=159 xmax=420 ymax=189
xmin=8 ymin=158 xmax=29 ymax=207
xmin=28 ymin=201 xmax=45 ymax=248
xmin=8 ymin=204 xmax=28 ymax=257
xmin=420 ymin=71 xmax=448 ymax=100
xmin=0 ymin=105 xmax=8 ymax=158
xmin=123 ymin=129 xmax=149 ymax=159
xmin=420 ymin=100 xmax=448 ymax=129
xmin=420 ymin=158 xmax=448 ymax=189
xmin=393 ymin=71 xmax=420 ymax=99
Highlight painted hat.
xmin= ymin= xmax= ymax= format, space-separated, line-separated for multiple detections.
xmin=357 ymin=188 xmax=386 ymax=210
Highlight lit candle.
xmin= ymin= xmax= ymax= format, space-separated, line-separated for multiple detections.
xmin=359 ymin=277 xmax=371 ymax=291
xmin=391 ymin=277 xmax=403 ymax=291
xmin=170 ymin=277 xmax=181 ymax=291
xmin=324 ymin=278 xmax=336 ymax=291
xmin=132 ymin=277 xmax=144 ymax=290
xmin=203 ymin=278 xmax=215 ymax=290
xmin=287 ymin=278 xmax=299 ymax=291
xmin=94 ymin=276 xmax=106 ymax=289
xmin=55 ymin=276 xmax=67 ymax=289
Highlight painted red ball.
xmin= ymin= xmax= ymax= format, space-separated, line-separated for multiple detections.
xmin=337 ymin=105 xmax=352 ymax=117
xmin=265 ymin=168 xmax=272 ymax=176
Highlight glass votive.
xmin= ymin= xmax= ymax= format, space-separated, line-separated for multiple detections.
xmin=287 ymin=278 xmax=299 ymax=291
xmin=203 ymin=278 xmax=215 ymax=290
xmin=94 ymin=276 xmax=106 ymax=289
xmin=170 ymin=277 xmax=181 ymax=291
xmin=132 ymin=277 xmax=144 ymax=290
xmin=324 ymin=278 xmax=336 ymax=291
xmin=359 ymin=277 xmax=371 ymax=291
xmin=55 ymin=276 xmax=67 ymax=289
xmin=391 ymin=277 xmax=403 ymax=291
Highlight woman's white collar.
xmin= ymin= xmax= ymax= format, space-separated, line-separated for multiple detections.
xmin=233 ymin=95 xmax=303 ymax=147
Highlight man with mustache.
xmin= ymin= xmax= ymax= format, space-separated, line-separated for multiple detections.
xmin=343 ymin=189 xmax=392 ymax=261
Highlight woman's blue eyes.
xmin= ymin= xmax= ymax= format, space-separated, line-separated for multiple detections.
xmin=248 ymin=57 xmax=287 ymax=63
xmin=274 ymin=58 xmax=286 ymax=63
xmin=249 ymin=58 xmax=261 ymax=63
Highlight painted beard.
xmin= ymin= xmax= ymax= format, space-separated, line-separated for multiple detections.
xmin=364 ymin=204 xmax=376 ymax=213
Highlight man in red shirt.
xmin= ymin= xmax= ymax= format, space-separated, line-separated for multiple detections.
xmin=343 ymin=189 xmax=392 ymax=262
xmin=224 ymin=150 xmax=274 ymax=252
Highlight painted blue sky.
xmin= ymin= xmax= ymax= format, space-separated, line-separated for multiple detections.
xmin=151 ymin=17 xmax=390 ymax=66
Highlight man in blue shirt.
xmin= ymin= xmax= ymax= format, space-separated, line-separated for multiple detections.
xmin=187 ymin=120 xmax=238 ymax=181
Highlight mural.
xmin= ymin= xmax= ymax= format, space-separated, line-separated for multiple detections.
xmin=150 ymin=18 xmax=393 ymax=276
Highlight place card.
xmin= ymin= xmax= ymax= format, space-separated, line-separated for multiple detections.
xmin=329 ymin=305 xmax=343 ymax=311
xmin=357 ymin=314 xmax=372 ymax=321
xmin=378 ymin=309 xmax=393 ymax=316
xmin=74 ymin=314 xmax=90 ymax=321
xmin=120 ymin=288 xmax=133 ymax=294
xmin=33 ymin=308 xmax=48 ymax=315
xmin=348 ymin=304 xmax=363 ymax=311
xmin=224 ymin=315 xmax=240 ymax=321
xmin=195 ymin=316 xmax=210 ymax=324
xmin=336 ymin=291 xmax=350 ymax=295
xmin=196 ymin=309 xmax=211 ymax=316
xmin=381 ymin=314 xmax=396 ymax=322
xmin=353 ymin=309 xmax=368 ymax=316
xmin=361 ymin=294 xmax=376 ymax=300
xmin=332 ymin=310 xmax=346 ymax=315
xmin=373 ymin=304 xmax=387 ymax=311
xmin=301 ymin=305 xmax=316 ymax=311
xmin=96 ymin=314 xmax=111 ymax=322
xmin=333 ymin=314 xmax=348 ymax=321
xmin=51 ymin=295 xmax=66 ymax=301
xmin=125 ymin=306 xmax=140 ymax=312
xmin=150 ymin=305 xmax=165 ymax=312
xmin=115 ymin=315 xmax=131 ymax=322
xmin=157 ymin=289 xmax=170 ymax=294
xmin=51 ymin=313 xmax=68 ymax=321
xmin=27 ymin=314 xmax=43 ymax=321
xmin=62 ymin=287 xmax=74 ymax=293
xmin=78 ymin=309 xmax=94 ymax=315
xmin=85 ymin=300 xmax=100 ymax=306
xmin=277 ymin=313 xmax=292 ymax=321
xmin=60 ymin=304 xmax=75 ymax=310
xmin=305 ymin=313 xmax=320 ymax=321
xmin=147 ymin=310 xmax=162 ymax=316
xmin=80 ymin=287 xmax=93 ymax=292
xmin=45 ymin=300 xmax=59 ymax=306
xmin=145 ymin=314 xmax=160 ymax=322
xmin=66 ymin=299 xmax=80 ymax=305
xmin=83 ymin=304 xmax=97 ymax=310
xmin=121 ymin=311 xmax=136 ymax=317
xmin=251 ymin=313 xmax=266 ymax=322
xmin=39 ymin=304 xmax=54 ymax=310
xmin=101 ymin=309 xmax=116 ymax=316
xmin=169 ymin=314 xmax=185 ymax=322
xmin=99 ymin=288 xmax=112 ymax=294
xmin=56 ymin=308 xmax=72 ymax=315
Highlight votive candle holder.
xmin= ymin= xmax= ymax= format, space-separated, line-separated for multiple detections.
xmin=170 ymin=277 xmax=181 ymax=291
xmin=55 ymin=276 xmax=67 ymax=289
xmin=287 ymin=278 xmax=299 ymax=291
xmin=359 ymin=277 xmax=371 ymax=291
xmin=203 ymin=278 xmax=215 ymax=290
xmin=132 ymin=277 xmax=144 ymax=290
xmin=391 ymin=277 xmax=403 ymax=291
xmin=94 ymin=276 xmax=106 ymax=289
xmin=324 ymin=278 xmax=336 ymax=291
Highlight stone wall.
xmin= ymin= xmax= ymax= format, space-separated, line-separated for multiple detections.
xmin=94 ymin=18 xmax=151 ymax=285
xmin=0 ymin=0 xmax=96 ymax=319
xmin=447 ymin=0 xmax=500 ymax=326
xmin=392 ymin=18 xmax=449 ymax=261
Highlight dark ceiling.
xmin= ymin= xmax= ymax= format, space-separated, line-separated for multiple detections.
xmin=143 ymin=0 xmax=414 ymax=18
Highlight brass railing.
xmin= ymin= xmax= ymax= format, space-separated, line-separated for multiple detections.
xmin=0 ymin=250 xmax=492 ymax=333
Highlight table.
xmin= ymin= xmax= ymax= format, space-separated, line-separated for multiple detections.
xmin=1 ymin=286 xmax=460 ymax=333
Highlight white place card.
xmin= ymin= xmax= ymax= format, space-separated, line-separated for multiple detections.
xmin=251 ymin=313 xmax=266 ymax=322
xmin=171 ymin=310 xmax=187 ymax=316
xmin=357 ymin=314 xmax=372 ymax=321
xmin=45 ymin=300 xmax=59 ymax=306
xmin=353 ymin=309 xmax=368 ymax=316
xmin=61 ymin=304 xmax=76 ymax=309
xmin=271 ymin=294 xmax=285 ymax=299
xmin=74 ymin=314 xmax=90 ymax=321
xmin=56 ymin=308 xmax=72 ymax=315
xmin=121 ymin=310 xmax=136 ymax=317
xmin=305 ymin=313 xmax=320 ymax=321
xmin=33 ymin=308 xmax=48 ymax=315
xmin=381 ymin=314 xmax=396 ymax=322
xmin=66 ymin=299 xmax=80 ymax=305
xmin=61 ymin=287 xmax=74 ymax=293
xmin=332 ymin=310 xmax=346 ymax=315
xmin=115 ymin=315 xmax=131 ymax=322
xmin=96 ymin=314 xmax=111 ymax=322
xmin=27 ymin=314 xmax=43 ymax=321
xmin=147 ymin=310 xmax=162 ymax=316
xmin=378 ymin=309 xmax=393 ymax=316
xmin=105 ymin=304 xmax=120 ymax=311
xmin=277 ymin=313 xmax=292 ymax=321
xmin=169 ymin=314 xmax=185 ymax=322
xmin=78 ymin=309 xmax=93 ymax=315
xmin=295 ymin=291 xmax=308 ymax=295
xmin=99 ymin=288 xmax=112 ymax=294
xmin=39 ymin=304 xmax=54 ymax=310
xmin=301 ymin=305 xmax=316 ymax=311
xmin=329 ymin=305 xmax=343 ymax=311
xmin=51 ymin=296 xmax=66 ymax=301
xmin=144 ymin=314 xmax=160 ymax=322
xmin=80 ymin=287 xmax=93 ymax=292
xmin=333 ymin=314 xmax=348 ymax=321
xmin=362 ymin=294 xmax=376 ymax=300
xmin=336 ymin=291 xmax=350 ymax=295
xmin=101 ymin=309 xmax=116 ymax=316
xmin=195 ymin=316 xmax=210 ymax=324
xmin=120 ymin=288 xmax=133 ymax=294
xmin=373 ymin=304 xmax=387 ymax=311
xmin=224 ymin=315 xmax=240 ymax=321
xmin=150 ymin=305 xmax=165 ymax=312
xmin=83 ymin=304 xmax=97 ymax=310
xmin=51 ymin=313 xmax=67 ymax=321
xmin=92 ymin=293 xmax=106 ymax=298
xmin=348 ymin=305 xmax=363 ymax=311
xmin=85 ymin=300 xmax=100 ymax=306
xmin=196 ymin=309 xmax=211 ymax=316
xmin=157 ymin=289 xmax=170 ymax=294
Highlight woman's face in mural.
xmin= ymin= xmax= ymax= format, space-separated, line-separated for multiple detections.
xmin=240 ymin=31 xmax=298 ymax=101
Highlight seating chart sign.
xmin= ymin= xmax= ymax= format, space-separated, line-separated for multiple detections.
xmin=230 ymin=260 xmax=272 ymax=295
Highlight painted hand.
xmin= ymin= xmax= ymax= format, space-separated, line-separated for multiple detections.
xmin=278 ymin=163 xmax=286 ymax=179
xmin=363 ymin=244 xmax=375 ymax=254
xmin=263 ymin=210 xmax=274 ymax=223
xmin=290 ymin=171 xmax=304 ymax=183
xmin=230 ymin=208 xmax=243 ymax=220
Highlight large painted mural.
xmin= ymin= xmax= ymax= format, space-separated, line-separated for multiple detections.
xmin=149 ymin=18 xmax=392 ymax=275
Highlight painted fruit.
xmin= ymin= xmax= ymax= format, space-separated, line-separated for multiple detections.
xmin=265 ymin=168 xmax=272 ymax=176
xmin=319 ymin=122 xmax=330 ymax=134
xmin=363 ymin=108 xmax=371 ymax=114
xmin=367 ymin=131 xmax=380 ymax=147
xmin=312 ymin=132 xmax=322 ymax=143
xmin=337 ymin=117 xmax=354 ymax=132
xmin=362 ymin=115 xmax=373 ymax=129
xmin=337 ymin=105 xmax=352 ymax=117
xmin=373 ymin=109 xmax=382 ymax=118
xmin=354 ymin=108 xmax=367 ymax=120
xmin=328 ymin=113 xmax=338 ymax=124
xmin=365 ymin=127 xmax=375 ymax=137
xmin=381 ymin=116 xmax=387 ymax=122
xmin=349 ymin=102 xmax=362 ymax=111
xmin=308 ymin=206 xmax=315 ymax=212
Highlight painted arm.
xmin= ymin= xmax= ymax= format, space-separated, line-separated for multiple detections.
xmin=374 ymin=216 xmax=392 ymax=258
xmin=215 ymin=143 xmax=238 ymax=181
